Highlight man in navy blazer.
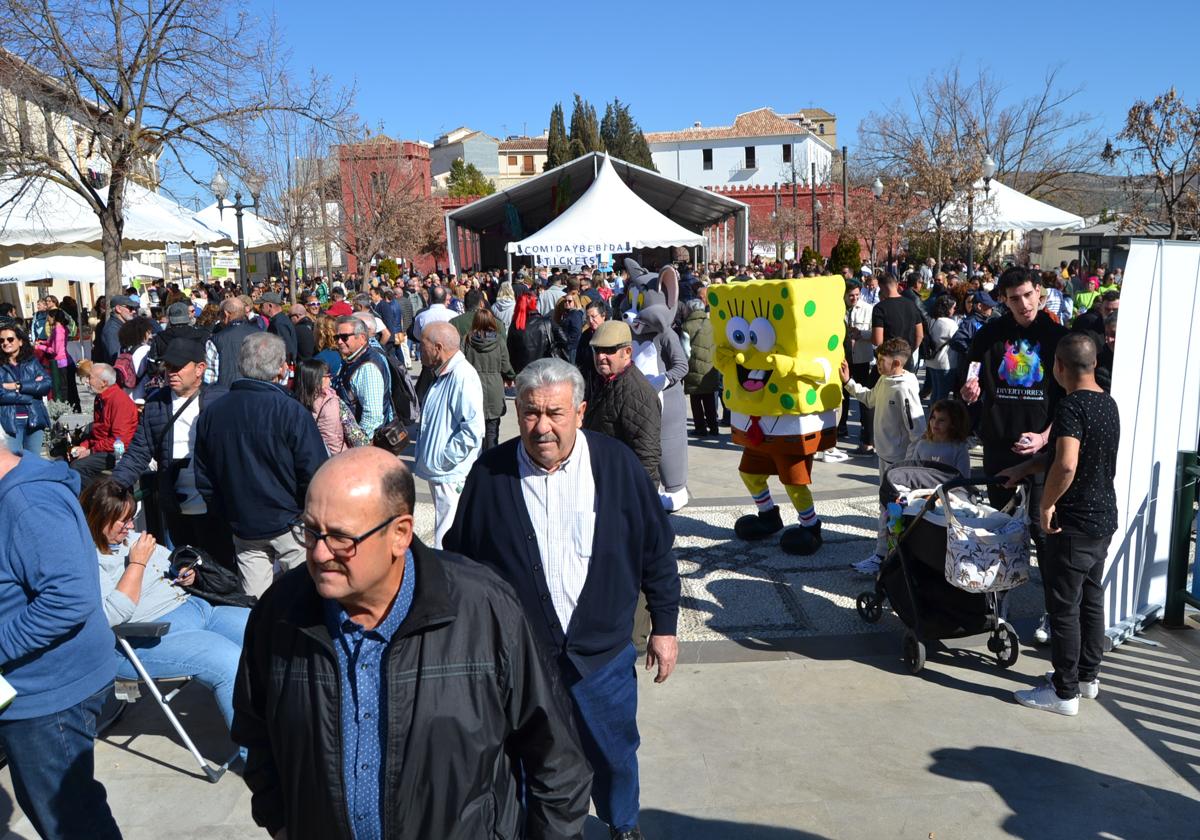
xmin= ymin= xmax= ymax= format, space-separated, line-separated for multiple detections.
xmin=445 ymin=357 xmax=679 ymax=840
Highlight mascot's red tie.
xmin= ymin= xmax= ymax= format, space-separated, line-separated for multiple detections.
xmin=746 ymin=415 xmax=765 ymax=446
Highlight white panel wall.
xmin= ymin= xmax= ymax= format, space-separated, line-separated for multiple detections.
xmin=1104 ymin=239 xmax=1200 ymax=643
xmin=650 ymin=136 xmax=832 ymax=189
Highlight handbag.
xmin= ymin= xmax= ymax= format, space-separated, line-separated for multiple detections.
xmin=372 ymin=419 xmax=410 ymax=455
xmin=939 ymin=485 xmax=1031 ymax=593
xmin=167 ymin=546 xmax=257 ymax=608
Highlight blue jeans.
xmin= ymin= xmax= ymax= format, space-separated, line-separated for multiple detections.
xmin=567 ymin=643 xmax=641 ymax=831
xmin=115 ymin=598 xmax=249 ymax=731
xmin=0 ymin=686 xmax=122 ymax=839
xmin=4 ymin=419 xmax=44 ymax=456
xmin=927 ymin=367 xmax=956 ymax=403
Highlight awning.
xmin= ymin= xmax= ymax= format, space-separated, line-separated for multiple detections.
xmin=0 ymin=177 xmax=231 ymax=248
xmin=921 ymin=179 xmax=1085 ymax=233
xmin=0 ymin=246 xmax=163 ymax=286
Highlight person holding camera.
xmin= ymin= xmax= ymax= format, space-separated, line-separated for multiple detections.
xmin=81 ymin=478 xmax=249 ymax=737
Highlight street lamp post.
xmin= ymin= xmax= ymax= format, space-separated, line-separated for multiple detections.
xmin=814 ymin=199 xmax=823 ymax=259
xmin=210 ymin=169 xmax=265 ymax=293
xmin=810 ymin=162 xmax=818 ymax=252
xmin=871 ymin=177 xmax=884 ymax=267
xmin=966 ymin=154 xmax=996 ymax=280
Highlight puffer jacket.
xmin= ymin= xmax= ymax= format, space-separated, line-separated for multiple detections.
xmin=507 ymin=313 xmax=567 ymax=373
xmin=463 ymin=329 xmax=515 ymax=420
xmin=583 ymin=365 xmax=662 ymax=484
xmin=681 ymin=305 xmax=718 ymax=394
xmin=232 ymin=540 xmax=591 ymax=840
xmin=0 ymin=357 xmax=52 ymax=435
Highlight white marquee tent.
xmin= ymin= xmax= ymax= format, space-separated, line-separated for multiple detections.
xmin=504 ymin=155 xmax=703 ymax=268
xmin=0 ymin=246 xmax=163 ymax=286
xmin=0 ymin=177 xmax=231 ymax=247
xmin=925 ymin=178 xmax=1085 ymax=233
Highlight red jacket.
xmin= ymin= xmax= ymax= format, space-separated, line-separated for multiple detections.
xmin=88 ymin=384 xmax=139 ymax=453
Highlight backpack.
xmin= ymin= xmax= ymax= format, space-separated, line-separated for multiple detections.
xmin=113 ymin=351 xmax=137 ymax=389
xmin=381 ymin=349 xmax=420 ymax=426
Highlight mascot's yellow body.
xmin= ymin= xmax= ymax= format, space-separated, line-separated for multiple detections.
xmin=708 ymin=276 xmax=846 ymax=555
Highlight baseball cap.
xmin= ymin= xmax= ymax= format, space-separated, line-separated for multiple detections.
xmin=161 ymin=338 xmax=206 ymax=368
xmin=110 ymin=294 xmax=137 ymax=309
xmin=260 ymin=292 xmax=283 ymax=305
xmin=166 ymin=301 xmax=192 ymax=325
xmin=590 ymin=320 xmax=632 ymax=348
xmin=973 ymin=290 xmax=998 ymax=308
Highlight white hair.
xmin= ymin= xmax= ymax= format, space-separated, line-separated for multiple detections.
xmin=238 ymin=332 xmax=287 ymax=381
xmin=91 ymin=363 xmax=117 ymax=387
xmin=514 ymin=358 xmax=585 ymax=410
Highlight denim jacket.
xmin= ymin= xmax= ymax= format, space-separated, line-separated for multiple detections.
xmin=0 ymin=357 xmax=52 ymax=435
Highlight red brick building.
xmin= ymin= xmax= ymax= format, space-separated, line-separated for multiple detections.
xmin=335 ymin=135 xmax=432 ymax=276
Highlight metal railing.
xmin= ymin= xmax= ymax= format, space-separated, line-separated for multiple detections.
xmin=1165 ymin=450 xmax=1200 ymax=626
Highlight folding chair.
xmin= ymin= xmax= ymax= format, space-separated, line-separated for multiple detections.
xmin=112 ymin=622 xmax=237 ymax=783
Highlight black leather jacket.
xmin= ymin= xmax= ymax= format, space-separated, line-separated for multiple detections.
xmin=232 ymin=540 xmax=591 ymax=840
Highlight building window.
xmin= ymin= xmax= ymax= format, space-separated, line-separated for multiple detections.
xmin=782 ymin=143 xmax=791 ymax=164
xmin=702 ymin=148 xmax=713 ymax=170
xmin=818 ymin=123 xmax=825 ymax=134
xmin=522 ymin=155 xmax=534 ymax=174
xmin=745 ymin=146 xmax=756 ymax=169
xmin=508 ymin=155 xmax=517 ymax=166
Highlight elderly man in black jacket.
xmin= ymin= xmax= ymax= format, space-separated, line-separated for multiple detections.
xmin=583 ymin=320 xmax=661 ymax=484
xmin=445 ymin=357 xmax=680 ymax=840
xmin=232 ymin=448 xmax=590 ymax=840
xmin=195 ymin=332 xmax=327 ymax=596
xmin=110 ymin=338 xmax=232 ymax=562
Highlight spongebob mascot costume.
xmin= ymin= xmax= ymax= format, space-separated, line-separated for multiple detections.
xmin=708 ymin=276 xmax=846 ymax=555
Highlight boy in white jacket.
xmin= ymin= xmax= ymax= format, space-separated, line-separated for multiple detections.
xmin=839 ymin=337 xmax=927 ymax=576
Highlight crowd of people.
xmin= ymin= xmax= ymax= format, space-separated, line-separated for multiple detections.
xmin=0 ymin=249 xmax=1124 ymax=837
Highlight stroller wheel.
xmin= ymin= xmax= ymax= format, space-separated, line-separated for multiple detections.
xmin=991 ymin=626 xmax=1019 ymax=669
xmin=856 ymin=592 xmax=883 ymax=624
xmin=902 ymin=631 xmax=925 ymax=674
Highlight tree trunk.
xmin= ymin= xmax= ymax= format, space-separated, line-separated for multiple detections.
xmin=100 ymin=176 xmax=126 ymax=299
xmin=288 ymin=246 xmax=298 ymax=302
xmin=935 ymin=222 xmax=943 ymax=265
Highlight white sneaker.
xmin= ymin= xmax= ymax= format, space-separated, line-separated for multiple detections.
xmin=1044 ymin=671 xmax=1099 ymax=700
xmin=659 ymin=487 xmax=689 ymax=512
xmin=823 ymin=447 xmax=849 ymax=463
xmin=1034 ymin=613 xmax=1051 ymax=645
xmin=1014 ymin=683 xmax=1079 ymax=716
xmin=851 ymin=555 xmax=882 ymax=577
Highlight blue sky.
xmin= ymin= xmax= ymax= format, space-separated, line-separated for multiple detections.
xmin=171 ymin=0 xmax=1199 ymax=201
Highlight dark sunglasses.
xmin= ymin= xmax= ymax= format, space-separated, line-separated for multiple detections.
xmin=335 ymin=333 xmax=356 ymax=342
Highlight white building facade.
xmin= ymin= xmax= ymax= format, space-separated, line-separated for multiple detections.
xmin=646 ymin=108 xmax=833 ymax=190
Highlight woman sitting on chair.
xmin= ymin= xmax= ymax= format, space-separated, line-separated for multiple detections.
xmin=80 ymin=479 xmax=249 ymax=735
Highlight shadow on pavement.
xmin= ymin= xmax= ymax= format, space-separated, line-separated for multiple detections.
xmin=584 ymin=810 xmax=830 ymax=839
xmin=1095 ymin=629 xmax=1200 ymax=794
xmin=928 ymin=746 xmax=1200 ymax=840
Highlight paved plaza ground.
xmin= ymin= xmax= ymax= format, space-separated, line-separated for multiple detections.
xmin=4 ymin=405 xmax=1198 ymax=838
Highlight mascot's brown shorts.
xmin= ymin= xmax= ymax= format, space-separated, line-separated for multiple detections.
xmin=732 ymin=427 xmax=837 ymax=486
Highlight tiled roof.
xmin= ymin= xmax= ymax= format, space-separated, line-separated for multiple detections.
xmin=783 ymin=108 xmax=836 ymax=120
xmin=498 ymin=136 xmax=548 ymax=152
xmin=645 ymin=108 xmax=815 ymax=144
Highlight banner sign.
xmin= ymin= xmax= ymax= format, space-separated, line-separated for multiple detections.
xmin=212 ymin=255 xmax=239 ymax=269
xmin=165 ymin=242 xmax=181 ymax=257
xmin=513 ymin=240 xmax=629 ymax=257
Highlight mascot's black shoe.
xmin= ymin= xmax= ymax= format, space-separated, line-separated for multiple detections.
xmin=735 ymin=506 xmax=784 ymax=540
xmin=780 ymin=522 xmax=823 ymax=556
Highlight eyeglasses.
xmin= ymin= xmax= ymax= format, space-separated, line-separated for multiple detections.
xmin=335 ymin=333 xmax=357 ymax=342
xmin=291 ymin=516 xmax=397 ymax=557
xmin=0 ymin=337 xmax=18 ymax=344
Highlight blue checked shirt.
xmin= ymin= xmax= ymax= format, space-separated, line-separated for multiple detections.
xmin=203 ymin=339 xmax=220 ymax=384
xmin=323 ymin=552 xmax=415 ymax=840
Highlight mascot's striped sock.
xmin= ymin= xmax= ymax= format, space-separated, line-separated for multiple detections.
xmin=740 ymin=472 xmax=775 ymax=512
xmin=785 ymin=484 xmax=819 ymax=526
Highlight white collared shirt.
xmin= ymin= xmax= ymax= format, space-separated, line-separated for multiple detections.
xmin=517 ymin=431 xmax=596 ymax=630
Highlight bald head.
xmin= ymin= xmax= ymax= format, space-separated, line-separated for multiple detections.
xmin=422 ymin=320 xmax=459 ymax=350
xmin=310 ymin=448 xmax=415 ymax=520
xmin=303 ymin=449 xmax=415 ymax=616
xmin=221 ymin=297 xmax=246 ymax=320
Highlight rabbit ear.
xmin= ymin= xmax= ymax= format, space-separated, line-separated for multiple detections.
xmin=659 ymin=264 xmax=679 ymax=312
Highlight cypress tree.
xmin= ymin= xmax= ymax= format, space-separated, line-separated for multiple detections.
xmin=545 ymin=102 xmax=568 ymax=170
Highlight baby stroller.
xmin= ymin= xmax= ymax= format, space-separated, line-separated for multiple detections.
xmin=855 ymin=461 xmax=1031 ymax=674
